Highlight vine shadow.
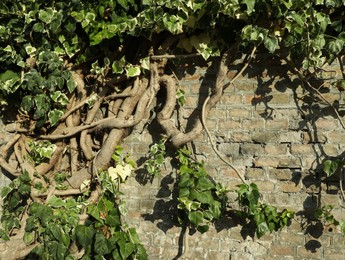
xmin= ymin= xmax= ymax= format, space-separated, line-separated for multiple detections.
xmin=247 ymin=52 xmax=344 ymax=252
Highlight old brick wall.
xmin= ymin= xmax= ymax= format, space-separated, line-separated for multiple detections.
xmin=120 ymin=55 xmax=345 ymax=259
xmin=1 ymin=55 xmax=345 ymax=259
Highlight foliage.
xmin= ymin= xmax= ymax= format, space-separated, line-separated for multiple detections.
xmin=144 ymin=138 xmax=167 ymax=179
xmin=176 ymin=148 xmax=229 ymax=233
xmin=0 ymin=149 xmax=147 ymax=260
xmin=236 ymin=183 xmax=295 ymax=238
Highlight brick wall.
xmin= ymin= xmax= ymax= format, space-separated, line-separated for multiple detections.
xmin=120 ymin=56 xmax=345 ymax=259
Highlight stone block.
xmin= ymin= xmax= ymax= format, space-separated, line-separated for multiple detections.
xmin=252 ymin=132 xmax=280 ymax=143
xmin=270 ymin=245 xmax=296 ymax=256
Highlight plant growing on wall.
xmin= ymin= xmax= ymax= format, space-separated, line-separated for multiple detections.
xmin=0 ymin=0 xmax=344 ymax=258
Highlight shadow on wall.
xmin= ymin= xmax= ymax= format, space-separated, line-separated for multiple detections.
xmin=137 ymin=53 xmax=344 ymax=256
xmin=248 ymin=53 xmax=345 ymax=253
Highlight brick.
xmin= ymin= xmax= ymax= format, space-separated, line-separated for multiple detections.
xmin=279 ymin=132 xmax=302 ymax=143
xmin=269 ymin=169 xmax=292 ymax=180
xmin=290 ymin=144 xmax=314 ymax=155
xmin=218 ymin=143 xmax=240 ymax=156
xmin=220 ymin=94 xmax=243 ymax=104
xmin=302 ymin=131 xmax=327 ymax=143
xmin=327 ymin=131 xmax=345 ymax=143
xmin=234 ymin=83 xmax=256 ymax=92
xmin=264 ymin=144 xmax=288 ymax=155
xmin=279 ymin=181 xmax=301 ymax=193
xmin=252 ymin=132 xmax=280 ymax=143
xmin=241 ymin=143 xmax=265 ymax=156
xmin=255 ymin=180 xmax=275 ymax=192
xmin=265 ymin=119 xmax=289 ymax=130
xmin=279 ymin=232 xmax=304 ymax=245
xmin=243 ymin=119 xmax=265 ymax=129
xmin=246 ymin=168 xmax=266 ymax=179
xmin=277 ymin=156 xmax=301 ymax=168
xmin=228 ymin=108 xmax=251 ymax=118
xmin=315 ymin=118 xmax=338 ymax=130
xmin=254 ymin=156 xmax=279 ymax=167
xmin=270 ymin=93 xmax=290 ymax=104
xmin=230 ymin=131 xmax=252 ymax=142
xmin=271 ymin=245 xmax=296 ymax=256
xmin=219 ymin=119 xmax=241 ymax=129
xmin=297 ymin=245 xmax=322 ymax=259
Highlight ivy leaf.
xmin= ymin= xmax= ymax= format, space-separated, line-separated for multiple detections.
xmin=188 ymin=211 xmax=204 ymax=227
xmin=75 ymin=225 xmax=95 ymax=248
xmin=256 ymin=221 xmax=270 ymax=238
xmin=94 ymin=232 xmax=112 ymax=255
xmin=125 ymin=66 xmax=141 ymax=77
xmin=48 ymin=109 xmax=64 ymax=126
xmin=120 ymin=243 xmax=136 ymax=259
xmin=242 ymin=0 xmax=256 ymax=15
xmin=197 ymin=224 xmax=209 ymax=233
xmin=66 ymin=78 xmax=77 ymax=93
xmin=263 ymin=35 xmax=278 ymax=53
xmin=23 ymin=231 xmax=35 ymax=245
xmin=0 ymin=70 xmax=21 ymax=94
xmin=324 ymin=159 xmax=341 ymax=177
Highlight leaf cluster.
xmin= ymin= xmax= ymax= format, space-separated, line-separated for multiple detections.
xmin=176 ymin=148 xmax=229 ymax=233
xmin=236 ymin=183 xmax=295 ymax=238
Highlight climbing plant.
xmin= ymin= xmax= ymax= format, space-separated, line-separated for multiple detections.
xmin=0 ymin=0 xmax=344 ymax=258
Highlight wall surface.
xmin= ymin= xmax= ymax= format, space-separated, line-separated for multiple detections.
xmin=119 ymin=56 xmax=345 ymax=259
xmin=1 ymin=55 xmax=345 ymax=259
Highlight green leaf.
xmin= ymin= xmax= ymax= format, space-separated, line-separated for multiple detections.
xmin=0 ymin=70 xmax=21 ymax=94
xmin=21 ymin=95 xmax=34 ymax=112
xmin=120 ymin=242 xmax=136 ymax=259
xmin=94 ymin=232 xmax=112 ymax=255
xmin=256 ymin=221 xmax=270 ymax=238
xmin=67 ymin=78 xmax=77 ymax=93
xmin=324 ymin=159 xmax=341 ymax=177
xmin=197 ymin=224 xmax=209 ymax=233
xmin=125 ymin=66 xmax=141 ymax=77
xmin=263 ymin=36 xmax=278 ymax=53
xmin=75 ymin=225 xmax=95 ymax=248
xmin=188 ymin=211 xmax=204 ymax=227
xmin=242 ymin=0 xmax=256 ymax=15
xmin=128 ymin=228 xmax=141 ymax=244
xmin=24 ymin=231 xmax=35 ymax=245
xmin=1 ymin=186 xmax=12 ymax=199
xmin=196 ymin=176 xmax=215 ymax=191
xmin=48 ymin=109 xmax=64 ymax=126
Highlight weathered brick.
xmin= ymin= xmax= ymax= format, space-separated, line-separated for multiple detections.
xmin=270 ymin=93 xmax=290 ymax=104
xmin=219 ymin=119 xmax=242 ymax=129
xmin=279 ymin=181 xmax=301 ymax=193
xmin=230 ymin=131 xmax=252 ymax=142
xmin=246 ymin=168 xmax=266 ymax=179
xmin=265 ymin=119 xmax=289 ymax=130
xmin=252 ymin=132 xmax=280 ymax=143
xmin=228 ymin=108 xmax=251 ymax=118
xmin=290 ymin=144 xmax=314 ymax=155
xmin=255 ymin=180 xmax=275 ymax=192
xmin=277 ymin=156 xmax=301 ymax=168
xmin=315 ymin=118 xmax=339 ymax=130
xmin=269 ymin=169 xmax=292 ymax=180
xmin=302 ymin=131 xmax=327 ymax=143
xmin=297 ymin=245 xmax=322 ymax=259
xmin=270 ymin=245 xmax=296 ymax=256
xmin=279 ymin=132 xmax=302 ymax=143
xmin=218 ymin=143 xmax=240 ymax=156
xmin=254 ymin=156 xmax=279 ymax=167
xmin=243 ymin=119 xmax=265 ymax=129
xmin=241 ymin=143 xmax=265 ymax=156
xmin=264 ymin=144 xmax=288 ymax=155
xmin=220 ymin=94 xmax=243 ymax=104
